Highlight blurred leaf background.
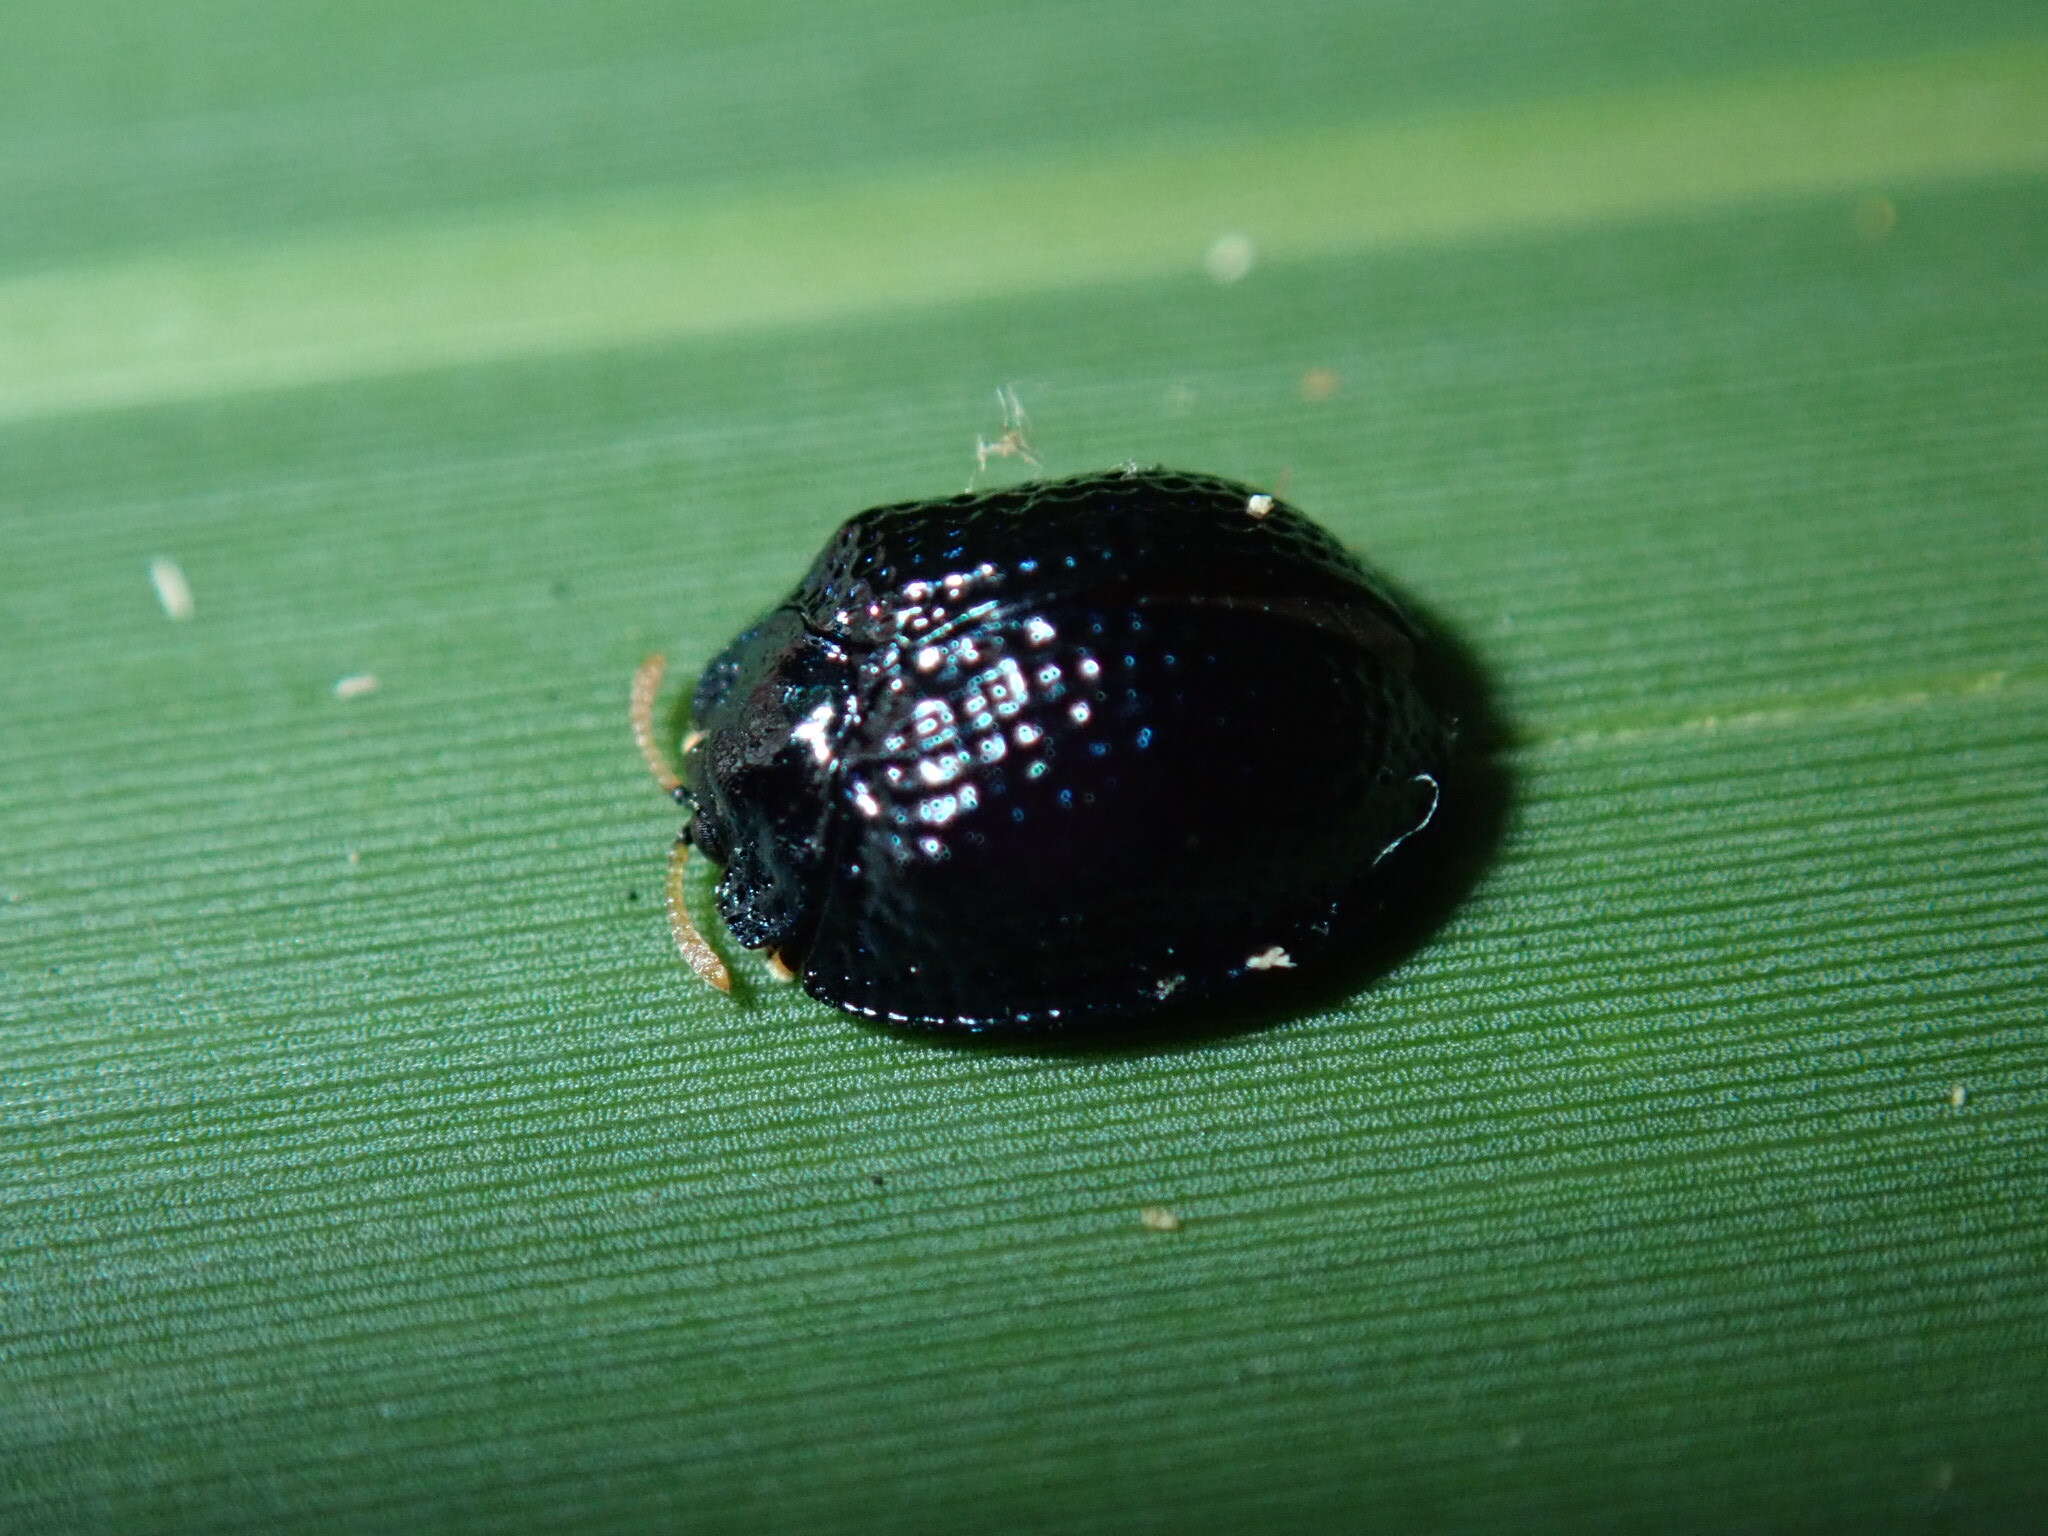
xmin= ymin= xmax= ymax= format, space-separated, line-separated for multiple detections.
xmin=3 ymin=2 xmax=2045 ymax=1531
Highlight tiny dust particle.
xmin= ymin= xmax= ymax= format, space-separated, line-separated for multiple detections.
xmin=1854 ymin=193 xmax=1898 ymax=241
xmin=972 ymin=384 xmax=1039 ymax=478
xmin=148 ymin=557 xmax=195 ymax=620
xmin=1203 ymin=232 xmax=1255 ymax=284
xmin=1949 ymin=1085 xmax=1968 ymax=1109
xmin=333 ymin=673 xmax=380 ymax=700
xmin=1140 ymin=1205 xmax=1182 ymax=1233
xmin=1299 ymin=367 xmax=1341 ymax=402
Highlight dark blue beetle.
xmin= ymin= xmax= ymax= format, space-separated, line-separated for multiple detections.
xmin=633 ymin=467 xmax=1449 ymax=1030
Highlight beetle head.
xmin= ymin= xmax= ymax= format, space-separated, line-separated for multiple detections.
xmin=683 ymin=608 xmax=849 ymax=955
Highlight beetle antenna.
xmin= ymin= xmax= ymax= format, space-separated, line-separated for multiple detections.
xmin=631 ymin=652 xmax=685 ymax=797
xmin=666 ymin=835 xmax=733 ymax=993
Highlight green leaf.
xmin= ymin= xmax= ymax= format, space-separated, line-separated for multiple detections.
xmin=4 ymin=3 xmax=2044 ymax=1532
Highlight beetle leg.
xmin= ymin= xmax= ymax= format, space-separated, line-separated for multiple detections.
xmin=764 ymin=950 xmax=798 ymax=984
xmin=630 ymin=652 xmax=688 ymax=799
xmin=665 ymin=835 xmax=733 ymax=993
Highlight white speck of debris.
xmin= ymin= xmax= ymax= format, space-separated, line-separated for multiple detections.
xmin=1246 ymin=945 xmax=1295 ymax=971
xmin=1949 ymin=1085 xmax=1968 ymax=1109
xmin=1153 ymin=974 xmax=1185 ymax=1000
xmin=149 ymin=557 xmax=195 ymax=620
xmin=345 ymin=849 xmax=362 ymax=868
xmin=332 ymin=673 xmax=379 ymax=701
xmin=972 ymin=384 xmax=1040 ymax=481
xmin=1203 ymin=232 xmax=1256 ymax=284
xmin=1140 ymin=1206 xmax=1182 ymax=1233
xmin=1246 ymin=493 xmax=1275 ymax=519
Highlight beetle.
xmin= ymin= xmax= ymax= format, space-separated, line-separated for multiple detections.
xmin=631 ymin=467 xmax=1451 ymax=1031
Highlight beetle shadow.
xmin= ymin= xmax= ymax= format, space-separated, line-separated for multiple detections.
xmin=873 ymin=589 xmax=1517 ymax=1059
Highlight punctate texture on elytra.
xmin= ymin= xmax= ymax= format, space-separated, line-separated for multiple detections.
xmin=679 ymin=468 xmax=1451 ymax=1030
